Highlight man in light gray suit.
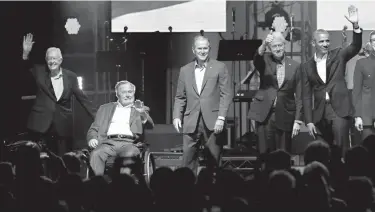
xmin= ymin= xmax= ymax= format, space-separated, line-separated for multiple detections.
xmin=173 ymin=35 xmax=233 ymax=173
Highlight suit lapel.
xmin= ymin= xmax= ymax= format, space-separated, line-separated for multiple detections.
xmin=310 ymin=59 xmax=324 ymax=84
xmin=190 ymin=63 xmax=199 ymax=95
xmin=59 ymin=69 xmax=69 ymax=102
xmin=105 ymin=103 xmax=117 ymax=134
xmin=326 ymin=52 xmax=334 ymax=83
xmin=43 ymin=67 xmax=57 ymax=101
xmin=279 ymin=58 xmax=292 ymax=89
xmin=200 ymin=59 xmax=213 ymax=93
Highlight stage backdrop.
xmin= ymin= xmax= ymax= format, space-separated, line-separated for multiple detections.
xmin=317 ymin=1 xmax=375 ymax=31
xmin=111 ymin=0 xmax=226 ymax=33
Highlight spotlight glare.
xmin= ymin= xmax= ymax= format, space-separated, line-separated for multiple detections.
xmin=65 ymin=18 xmax=81 ymax=35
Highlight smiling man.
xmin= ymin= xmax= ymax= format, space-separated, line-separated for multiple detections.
xmin=173 ymin=35 xmax=233 ymax=174
xmin=301 ymin=5 xmax=362 ymax=154
xmin=22 ymin=33 xmax=96 ymax=157
xmin=87 ymin=80 xmax=154 ymax=176
xmin=248 ymin=31 xmax=302 ymax=154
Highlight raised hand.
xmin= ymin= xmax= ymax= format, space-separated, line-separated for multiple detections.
xmin=344 ymin=5 xmax=359 ymax=24
xmin=23 ymin=33 xmax=34 ymax=55
xmin=265 ymin=32 xmax=274 ymax=45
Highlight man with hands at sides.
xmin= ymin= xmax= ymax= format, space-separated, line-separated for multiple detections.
xmin=173 ymin=35 xmax=233 ymax=173
xmin=301 ymin=5 xmax=362 ymax=153
xmin=352 ymin=31 xmax=375 ymax=142
xmin=247 ymin=30 xmax=303 ymax=154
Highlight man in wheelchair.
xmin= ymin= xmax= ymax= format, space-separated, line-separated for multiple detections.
xmin=87 ymin=80 xmax=154 ymax=176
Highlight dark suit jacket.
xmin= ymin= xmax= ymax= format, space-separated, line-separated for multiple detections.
xmin=173 ymin=59 xmax=233 ymax=133
xmin=87 ymin=102 xmax=153 ymax=143
xmin=248 ymin=52 xmax=302 ymax=131
xmin=22 ymin=60 xmax=95 ymax=137
xmin=352 ymin=54 xmax=375 ymax=126
xmin=301 ymin=30 xmax=362 ymax=124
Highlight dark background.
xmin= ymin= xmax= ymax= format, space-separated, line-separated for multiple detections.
xmin=0 ymin=2 xmax=169 ymax=146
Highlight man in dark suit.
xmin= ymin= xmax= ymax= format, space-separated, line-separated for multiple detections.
xmin=173 ymin=35 xmax=233 ymax=173
xmin=352 ymin=31 xmax=375 ymax=142
xmin=22 ymin=33 xmax=96 ymax=156
xmin=88 ymin=80 xmax=154 ymax=176
xmin=301 ymin=5 xmax=362 ymax=154
xmin=248 ymin=31 xmax=302 ymax=154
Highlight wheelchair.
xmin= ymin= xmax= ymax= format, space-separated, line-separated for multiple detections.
xmin=1 ymin=133 xmax=156 ymax=184
xmin=85 ymin=142 xmax=156 ymax=184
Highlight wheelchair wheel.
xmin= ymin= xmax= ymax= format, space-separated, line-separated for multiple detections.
xmin=143 ymin=150 xmax=155 ymax=184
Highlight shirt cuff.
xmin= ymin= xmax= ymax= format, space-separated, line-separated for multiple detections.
xmin=294 ymin=120 xmax=303 ymax=125
xmin=141 ymin=114 xmax=148 ymax=124
xmin=353 ymin=27 xmax=361 ymax=33
xmin=218 ymin=116 xmax=225 ymax=121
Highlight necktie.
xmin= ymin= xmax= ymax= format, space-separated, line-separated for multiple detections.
xmin=276 ymin=64 xmax=284 ymax=87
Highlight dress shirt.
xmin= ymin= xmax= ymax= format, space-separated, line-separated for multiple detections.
xmin=314 ymin=27 xmax=362 ymax=101
xmin=314 ymin=53 xmax=330 ymax=100
xmin=107 ymin=102 xmax=134 ymax=136
xmin=276 ymin=63 xmax=285 ymax=87
xmin=194 ymin=61 xmax=225 ymax=121
xmin=194 ymin=62 xmax=206 ymax=95
xmin=51 ymin=69 xmax=64 ymax=101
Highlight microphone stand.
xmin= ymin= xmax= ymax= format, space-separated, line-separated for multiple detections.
xmin=122 ymin=26 xmax=128 ymax=51
xmin=231 ymin=7 xmax=242 ymax=146
xmin=140 ymin=51 xmax=146 ymax=101
xmin=104 ymin=21 xmax=110 ymax=51
xmin=168 ymin=26 xmax=173 ymax=123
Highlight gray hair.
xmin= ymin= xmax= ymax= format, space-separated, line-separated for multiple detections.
xmin=192 ymin=35 xmax=210 ymax=48
xmin=45 ymin=47 xmax=63 ymax=59
xmin=369 ymin=31 xmax=375 ymax=40
xmin=115 ymin=80 xmax=136 ymax=93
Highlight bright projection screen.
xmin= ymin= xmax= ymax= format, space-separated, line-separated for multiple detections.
xmin=317 ymin=1 xmax=375 ymax=30
xmin=111 ymin=0 xmax=226 ymax=33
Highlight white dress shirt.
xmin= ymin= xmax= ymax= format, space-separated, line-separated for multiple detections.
xmin=51 ymin=69 xmax=64 ymax=101
xmin=314 ymin=53 xmax=330 ymax=100
xmin=194 ymin=61 xmax=225 ymax=121
xmin=314 ymin=27 xmax=362 ymax=101
xmin=195 ymin=62 xmax=206 ymax=95
xmin=107 ymin=103 xmax=134 ymax=136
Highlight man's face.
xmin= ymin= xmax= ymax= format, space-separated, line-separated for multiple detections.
xmin=45 ymin=50 xmax=62 ymax=72
xmin=116 ymin=84 xmax=135 ymax=106
xmin=370 ymin=34 xmax=375 ymax=51
xmin=269 ymin=40 xmax=285 ymax=59
xmin=192 ymin=39 xmax=210 ymax=62
xmin=313 ymin=32 xmax=330 ymax=55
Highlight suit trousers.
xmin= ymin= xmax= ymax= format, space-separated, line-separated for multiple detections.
xmin=315 ymin=102 xmax=350 ymax=154
xmin=28 ymin=123 xmax=73 ymax=157
xmin=28 ymin=124 xmax=73 ymax=180
xmin=182 ymin=113 xmax=224 ymax=174
xmin=90 ymin=139 xmax=140 ymax=176
xmin=257 ymin=109 xmax=292 ymax=154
